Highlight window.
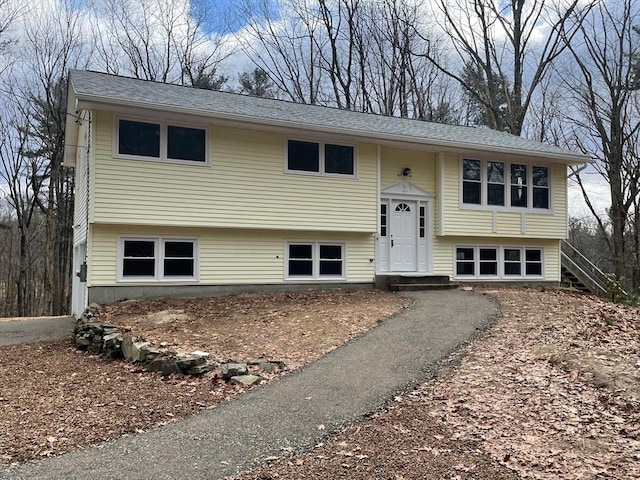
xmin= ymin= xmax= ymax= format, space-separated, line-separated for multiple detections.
xmin=286 ymin=242 xmax=345 ymax=279
xmin=510 ymin=164 xmax=528 ymax=207
xmin=462 ymin=159 xmax=481 ymax=204
xmin=167 ymin=126 xmax=206 ymax=162
xmin=419 ymin=206 xmax=426 ymax=238
xmin=456 ymin=247 xmax=475 ymax=276
xmin=525 ymin=249 xmax=543 ymax=275
xmin=461 ymin=159 xmax=550 ymax=210
xmin=122 ymin=240 xmax=156 ymax=277
xmin=119 ymin=120 xmax=160 ymax=158
xmin=120 ymin=237 xmax=197 ymax=281
xmin=487 ymin=162 xmax=505 ymax=206
xmin=504 ymin=248 xmax=522 ymax=276
xmin=454 ymin=246 xmax=543 ymax=279
xmin=116 ymin=117 xmax=207 ymax=164
xmin=287 ymin=139 xmax=355 ymax=176
xmin=479 ymin=248 xmax=498 ymax=275
xmin=532 ymin=167 xmax=549 ymax=209
xmin=380 ymin=204 xmax=387 ymax=237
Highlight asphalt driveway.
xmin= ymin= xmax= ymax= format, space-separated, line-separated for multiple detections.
xmin=0 ymin=316 xmax=75 ymax=347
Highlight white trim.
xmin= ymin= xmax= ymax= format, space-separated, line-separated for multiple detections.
xmin=492 ymin=211 xmax=497 ymax=233
xmin=113 ymin=114 xmax=211 ymax=166
xmin=378 ymin=182 xmax=433 ymax=274
xmin=284 ymin=136 xmax=358 ymax=178
xmin=521 ymin=212 xmax=526 ymax=234
xmin=458 ymin=156 xmax=553 ymax=214
xmin=438 ymin=152 xmax=445 ymax=236
xmin=284 ymin=240 xmax=346 ymax=281
xmin=117 ymin=236 xmax=200 ymax=283
xmin=453 ymin=244 xmax=545 ymax=280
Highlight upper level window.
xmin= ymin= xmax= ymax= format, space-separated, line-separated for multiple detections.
xmin=461 ymin=158 xmax=550 ymax=210
xmin=287 ymin=139 xmax=355 ymax=176
xmin=462 ymin=159 xmax=481 ymax=204
xmin=532 ymin=167 xmax=549 ymax=209
xmin=116 ymin=117 xmax=207 ymax=164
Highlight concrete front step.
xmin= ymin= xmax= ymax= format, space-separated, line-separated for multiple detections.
xmin=376 ymin=275 xmax=451 ymax=290
xmin=390 ymin=283 xmax=459 ymax=292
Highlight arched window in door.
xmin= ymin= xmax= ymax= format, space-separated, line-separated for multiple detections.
xmin=395 ymin=203 xmax=411 ymax=212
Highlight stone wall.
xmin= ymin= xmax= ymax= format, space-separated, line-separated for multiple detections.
xmin=73 ymin=305 xmax=284 ymax=386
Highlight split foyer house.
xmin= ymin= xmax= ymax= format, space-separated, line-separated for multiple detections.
xmin=64 ymin=70 xmax=589 ymax=316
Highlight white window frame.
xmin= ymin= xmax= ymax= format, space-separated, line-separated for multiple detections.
xmin=114 ymin=115 xmax=210 ymax=166
xmin=285 ymin=241 xmax=346 ymax=280
xmin=453 ymin=245 xmax=545 ymax=280
xmin=117 ymin=236 xmax=199 ymax=282
xmin=459 ymin=157 xmax=552 ymax=212
xmin=285 ymin=137 xmax=357 ymax=178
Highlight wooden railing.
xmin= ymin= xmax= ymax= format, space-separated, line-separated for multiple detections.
xmin=560 ymin=240 xmax=628 ymax=298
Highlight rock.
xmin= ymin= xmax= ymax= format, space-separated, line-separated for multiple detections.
xmin=191 ymin=350 xmax=210 ymax=358
xmin=226 ymin=357 xmax=244 ymax=364
xmin=186 ymin=364 xmax=214 ymax=375
xmin=161 ymin=361 xmax=181 ymax=377
xmin=75 ymin=336 xmax=92 ymax=348
xmin=175 ymin=354 xmax=206 ymax=372
xmin=247 ymin=357 xmax=267 ymax=366
xmin=259 ymin=362 xmax=282 ymax=374
xmin=139 ymin=345 xmax=162 ymax=362
xmin=230 ymin=374 xmax=262 ymax=386
xmin=103 ymin=332 xmax=124 ymax=357
xmin=121 ymin=336 xmax=144 ymax=361
xmin=88 ymin=303 xmax=101 ymax=312
xmin=221 ymin=362 xmax=248 ymax=380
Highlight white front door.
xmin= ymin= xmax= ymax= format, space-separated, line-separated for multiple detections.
xmin=390 ymin=200 xmax=417 ymax=271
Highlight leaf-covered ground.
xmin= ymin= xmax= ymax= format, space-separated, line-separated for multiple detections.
xmin=0 ymin=289 xmax=408 ymax=465
xmin=2 ymin=288 xmax=638 ymax=478
xmin=238 ymin=288 xmax=640 ymax=480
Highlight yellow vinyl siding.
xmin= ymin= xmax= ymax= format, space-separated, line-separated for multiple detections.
xmin=73 ymin=114 xmax=91 ymax=245
xmin=91 ymin=111 xmax=377 ymax=233
xmin=432 ymin=236 xmax=561 ymax=281
xmin=441 ymin=156 xmax=567 ymax=239
xmin=380 ymin=148 xmax=436 ymax=193
xmin=89 ymin=224 xmax=375 ymax=286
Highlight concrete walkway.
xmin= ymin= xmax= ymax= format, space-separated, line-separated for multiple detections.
xmin=1 ymin=289 xmax=498 ymax=480
xmin=0 ymin=316 xmax=75 ymax=347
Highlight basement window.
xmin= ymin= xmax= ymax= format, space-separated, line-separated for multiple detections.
xmin=119 ymin=237 xmax=198 ymax=281
xmin=454 ymin=246 xmax=544 ymax=279
xmin=286 ymin=241 xmax=345 ymax=280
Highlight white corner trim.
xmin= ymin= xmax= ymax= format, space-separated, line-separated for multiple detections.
xmin=492 ymin=211 xmax=498 ymax=233
xmin=438 ymin=152 xmax=445 ymax=236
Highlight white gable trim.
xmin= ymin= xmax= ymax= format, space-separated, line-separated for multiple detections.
xmin=380 ymin=181 xmax=434 ymax=199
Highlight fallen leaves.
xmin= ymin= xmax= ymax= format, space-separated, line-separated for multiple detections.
xmin=0 ymin=289 xmax=408 ymax=466
xmin=238 ymin=288 xmax=640 ymax=480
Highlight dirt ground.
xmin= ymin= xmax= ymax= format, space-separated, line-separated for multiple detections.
xmin=2 ymin=287 xmax=639 ymax=479
xmin=0 ymin=289 xmax=408 ymax=465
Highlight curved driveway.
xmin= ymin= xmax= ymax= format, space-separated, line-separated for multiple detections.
xmin=1 ymin=289 xmax=498 ymax=480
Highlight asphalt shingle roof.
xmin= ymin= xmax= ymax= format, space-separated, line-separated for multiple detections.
xmin=69 ymin=70 xmax=587 ymax=163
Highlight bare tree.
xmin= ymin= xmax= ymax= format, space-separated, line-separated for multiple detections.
xmin=90 ymin=0 xmax=232 ymax=85
xmin=0 ymin=99 xmax=47 ymax=316
xmin=562 ymin=0 xmax=640 ymax=291
xmin=422 ymin=0 xmax=592 ymax=134
xmin=237 ymin=0 xmax=457 ymax=120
